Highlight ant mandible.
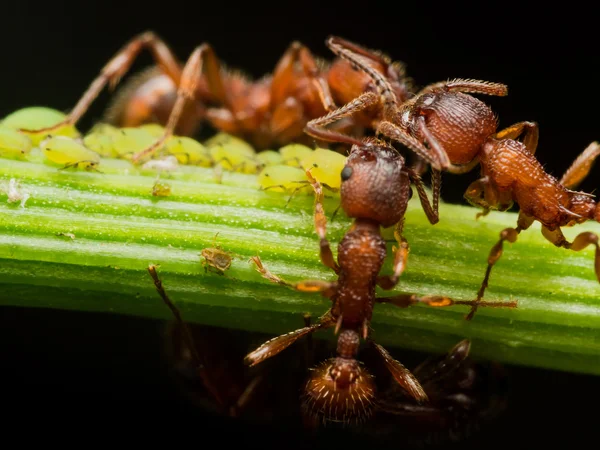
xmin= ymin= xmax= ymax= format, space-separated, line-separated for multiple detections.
xmin=307 ymin=36 xmax=600 ymax=312
xmin=17 ymin=31 xmax=337 ymax=161
xmin=243 ymin=135 xmax=516 ymax=424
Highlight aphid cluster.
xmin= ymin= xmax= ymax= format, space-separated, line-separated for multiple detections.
xmin=6 ymin=32 xmax=598 ymax=438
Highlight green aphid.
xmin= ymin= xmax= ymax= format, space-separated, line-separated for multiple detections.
xmin=40 ymin=135 xmax=101 ymax=170
xmin=279 ymin=143 xmax=313 ymax=168
xmin=165 ymin=136 xmax=212 ymax=166
xmin=0 ymin=127 xmax=33 ymax=159
xmin=1 ymin=107 xmax=80 ymax=145
xmin=256 ymin=150 xmax=283 ymax=167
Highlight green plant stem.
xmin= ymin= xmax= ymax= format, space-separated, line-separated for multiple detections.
xmin=1 ymin=157 xmax=600 ymax=375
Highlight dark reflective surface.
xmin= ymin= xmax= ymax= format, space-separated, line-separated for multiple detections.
xmin=0 ymin=306 xmax=595 ymax=448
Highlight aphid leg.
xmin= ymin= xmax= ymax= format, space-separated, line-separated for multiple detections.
xmin=541 ymin=226 xmax=599 ymax=282
xmin=418 ymin=79 xmax=508 ymax=97
xmin=468 ymin=212 xmax=535 ymax=319
xmin=146 ymin=264 xmax=226 ymax=409
xmin=559 ymin=141 xmax=600 ymax=190
xmin=304 ymin=91 xmax=379 ymax=147
xmin=244 ymin=311 xmax=336 ymax=367
xmin=249 ymin=255 xmax=336 ymax=294
xmin=369 ymin=340 xmax=428 ymax=402
xmin=132 ymin=44 xmax=213 ymax=163
xmin=19 ymin=32 xmax=182 ymax=135
xmin=407 ymin=166 xmax=441 ymax=225
xmin=305 ymin=169 xmax=340 ymax=274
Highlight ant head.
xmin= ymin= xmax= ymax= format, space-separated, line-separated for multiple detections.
xmin=340 ymin=139 xmax=410 ymax=228
xmin=302 ymin=356 xmax=376 ymax=424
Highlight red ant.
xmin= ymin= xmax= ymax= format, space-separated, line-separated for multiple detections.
xmin=242 ymin=135 xmax=515 ymax=424
xmin=306 ymin=36 xmax=600 ymax=312
xmin=17 ymin=31 xmax=337 ymax=161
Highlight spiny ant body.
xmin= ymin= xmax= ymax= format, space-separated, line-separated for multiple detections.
xmin=244 ymin=135 xmax=515 ymax=424
xmin=306 ymin=36 xmax=600 ymax=312
xmin=17 ymin=32 xmax=418 ymax=165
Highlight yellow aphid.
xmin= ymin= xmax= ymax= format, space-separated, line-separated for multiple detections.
xmin=139 ymin=123 xmax=166 ymax=137
xmin=111 ymin=128 xmax=158 ymax=159
xmin=0 ymin=127 xmax=33 ymax=159
xmin=2 ymin=107 xmax=80 ymax=145
xmin=300 ymin=148 xmax=347 ymax=190
xmin=210 ymin=144 xmax=260 ymax=174
xmin=97 ymin=158 xmax=138 ymax=176
xmin=204 ymin=132 xmax=255 ymax=155
xmin=88 ymin=123 xmax=121 ymax=138
xmin=83 ymin=132 xmax=117 ymax=158
xmin=165 ymin=136 xmax=212 ymax=166
xmin=40 ymin=136 xmax=100 ymax=170
xmin=279 ymin=144 xmax=314 ymax=168
xmin=257 ymin=165 xmax=311 ymax=193
xmin=256 ymin=150 xmax=283 ymax=167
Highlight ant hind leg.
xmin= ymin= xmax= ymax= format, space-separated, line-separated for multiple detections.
xmin=541 ymin=226 xmax=599 ymax=282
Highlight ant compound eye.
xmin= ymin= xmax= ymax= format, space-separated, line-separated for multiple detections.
xmin=341 ymin=166 xmax=353 ymax=181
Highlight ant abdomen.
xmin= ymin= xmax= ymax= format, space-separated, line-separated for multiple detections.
xmin=416 ymin=92 xmax=497 ymax=165
xmin=302 ymin=357 xmax=377 ymax=424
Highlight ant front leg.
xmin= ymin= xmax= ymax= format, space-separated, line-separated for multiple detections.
xmin=131 ymin=44 xmax=220 ymax=163
xmin=376 ymin=119 xmax=451 ymax=172
xmin=20 ymin=32 xmax=182 ymax=135
xmin=407 ymin=166 xmax=441 ymax=225
xmin=541 ymin=226 xmax=600 ymax=282
xmin=559 ymin=141 xmax=600 ymax=190
xmin=304 ymin=169 xmax=340 ymax=274
xmin=419 ymin=78 xmax=508 ymax=97
xmin=304 ymin=91 xmax=379 ymax=147
xmin=377 ymin=220 xmax=410 ymax=290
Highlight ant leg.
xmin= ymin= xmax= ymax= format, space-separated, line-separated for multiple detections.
xmin=377 ymin=120 xmax=450 ymax=172
xmin=370 ymin=340 xmax=428 ymax=402
xmin=467 ymin=213 xmax=535 ymax=319
xmin=304 ymin=169 xmax=341 ymax=274
xmin=271 ymin=41 xmax=336 ymax=112
xmin=493 ymin=121 xmax=539 ymax=154
xmin=132 ymin=44 xmax=217 ymax=163
xmin=541 ymin=226 xmax=599 ymax=282
xmin=407 ymin=166 xmax=441 ymax=225
xmin=411 ymin=339 xmax=471 ymax=386
xmin=249 ymin=255 xmax=337 ymax=295
xmin=377 ymin=220 xmax=410 ymax=290
xmin=20 ymin=32 xmax=182 ymax=135
xmin=419 ymin=79 xmax=508 ymax=97
xmin=559 ymin=141 xmax=600 ymax=190
xmin=147 ymin=264 xmax=227 ymax=409
xmin=376 ymin=292 xmax=517 ymax=318
xmin=244 ymin=311 xmax=336 ymax=367
xmin=304 ymin=91 xmax=379 ymax=147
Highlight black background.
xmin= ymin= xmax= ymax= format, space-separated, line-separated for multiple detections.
xmin=1 ymin=2 xmax=599 ymax=447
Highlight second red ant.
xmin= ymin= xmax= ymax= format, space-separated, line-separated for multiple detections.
xmin=306 ymin=36 xmax=600 ymax=313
